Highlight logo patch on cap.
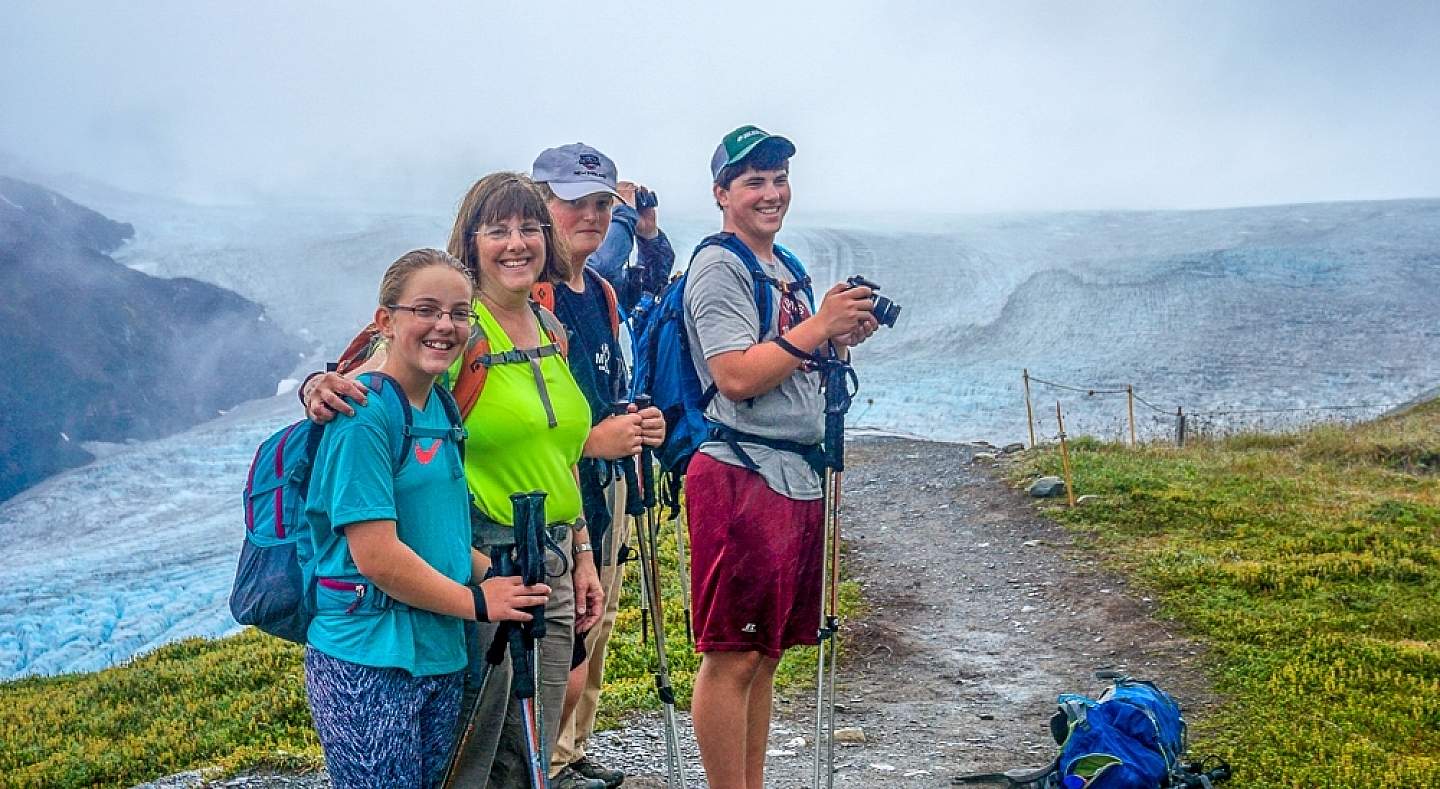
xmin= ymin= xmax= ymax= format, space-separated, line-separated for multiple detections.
xmin=578 ymin=154 xmax=600 ymax=171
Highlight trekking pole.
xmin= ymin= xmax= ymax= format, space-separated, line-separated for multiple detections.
xmin=814 ymin=355 xmax=858 ymax=789
xmin=618 ymin=413 xmax=688 ymax=789
xmin=507 ymin=490 xmax=552 ymax=789
xmin=442 ymin=493 xmax=548 ymax=789
xmin=614 ymin=402 xmax=651 ymax=645
xmin=635 ymin=394 xmax=693 ymax=643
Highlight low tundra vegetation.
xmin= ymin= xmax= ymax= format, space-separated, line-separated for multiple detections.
xmin=1018 ymin=399 xmax=1440 ymax=787
xmin=0 ymin=518 xmax=860 ymax=787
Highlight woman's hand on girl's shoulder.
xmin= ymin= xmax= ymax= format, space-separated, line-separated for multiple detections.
xmin=304 ymin=372 xmax=371 ymax=424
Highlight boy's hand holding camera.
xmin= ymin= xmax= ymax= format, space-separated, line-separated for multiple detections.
xmin=817 ymin=281 xmax=879 ymax=349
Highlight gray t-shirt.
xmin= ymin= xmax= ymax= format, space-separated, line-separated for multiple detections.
xmin=683 ymin=243 xmax=824 ymax=500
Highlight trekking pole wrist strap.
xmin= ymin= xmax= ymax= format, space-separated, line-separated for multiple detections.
xmin=470 ymin=584 xmax=491 ymax=623
xmin=773 ymin=335 xmax=820 ymax=364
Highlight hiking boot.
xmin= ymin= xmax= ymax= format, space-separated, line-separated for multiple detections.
xmin=551 ymin=766 xmax=609 ymax=789
xmin=570 ymin=756 xmax=625 ymax=788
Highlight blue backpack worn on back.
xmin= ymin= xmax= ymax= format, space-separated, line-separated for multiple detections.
xmin=955 ymin=673 xmax=1231 ymax=788
xmin=629 ymin=231 xmax=814 ymax=481
xmin=228 ymin=372 xmax=464 ymax=643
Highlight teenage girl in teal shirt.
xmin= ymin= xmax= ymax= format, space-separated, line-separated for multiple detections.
xmin=302 ymin=248 xmax=550 ymax=789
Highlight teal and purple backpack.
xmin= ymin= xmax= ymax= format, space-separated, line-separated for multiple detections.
xmin=228 ymin=371 xmax=463 ymax=643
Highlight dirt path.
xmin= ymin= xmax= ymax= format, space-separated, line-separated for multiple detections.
xmin=591 ymin=436 xmax=1215 ymax=788
xmin=139 ymin=436 xmax=1214 ymax=789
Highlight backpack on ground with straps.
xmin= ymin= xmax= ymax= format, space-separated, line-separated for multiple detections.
xmin=954 ymin=673 xmax=1232 ymax=789
xmin=334 ymin=300 xmax=569 ymax=421
xmin=229 ymin=372 xmax=465 ymax=643
xmin=629 ymin=232 xmax=814 ymax=505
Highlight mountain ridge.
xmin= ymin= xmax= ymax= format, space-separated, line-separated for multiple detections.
xmin=0 ymin=176 xmax=302 ymax=501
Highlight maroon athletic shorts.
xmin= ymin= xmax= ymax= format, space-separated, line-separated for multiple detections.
xmin=686 ymin=452 xmax=824 ymax=658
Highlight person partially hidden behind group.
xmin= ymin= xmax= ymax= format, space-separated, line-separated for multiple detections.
xmin=301 ymin=248 xmax=551 ymax=789
xmin=530 ymin=142 xmax=669 ymax=789
xmin=301 ymin=174 xmax=602 ymax=787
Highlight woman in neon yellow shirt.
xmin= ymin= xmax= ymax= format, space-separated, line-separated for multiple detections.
xmin=442 ymin=173 xmax=601 ymax=786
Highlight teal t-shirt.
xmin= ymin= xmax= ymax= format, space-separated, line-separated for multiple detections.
xmin=304 ymin=388 xmax=470 ymax=676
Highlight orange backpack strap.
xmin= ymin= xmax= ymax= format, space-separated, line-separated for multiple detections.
xmin=531 ymin=281 xmax=556 ymax=313
xmin=593 ymin=271 xmax=621 ymax=338
xmin=533 ymin=270 xmax=619 ymax=338
xmin=335 ymin=323 xmax=383 ymax=375
xmin=451 ymin=326 xmax=492 ymax=420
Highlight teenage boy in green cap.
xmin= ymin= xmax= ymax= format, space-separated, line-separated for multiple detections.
xmin=683 ymin=125 xmax=877 ymax=789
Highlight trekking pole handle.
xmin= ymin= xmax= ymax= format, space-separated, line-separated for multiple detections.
xmin=633 ymin=394 xmax=658 ymax=509
xmin=508 ymin=491 xmax=549 ymax=640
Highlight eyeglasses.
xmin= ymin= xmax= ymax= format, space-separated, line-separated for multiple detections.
xmin=475 ymin=223 xmax=549 ymax=242
xmin=387 ymin=304 xmax=478 ymax=326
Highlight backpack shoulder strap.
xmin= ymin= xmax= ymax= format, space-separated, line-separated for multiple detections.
xmin=355 ymin=371 xmax=413 ymax=472
xmin=586 ymin=267 xmax=622 ymax=338
xmin=335 ymin=323 xmax=383 ymax=375
xmin=530 ymin=301 xmax=570 ymax=359
xmin=451 ymin=303 xmax=569 ymax=422
xmin=698 ymin=231 xmax=784 ymax=338
xmin=530 ymin=281 xmax=556 ymax=314
xmin=774 ymin=243 xmax=815 ymax=311
xmin=452 ymin=322 xmax=492 ymax=421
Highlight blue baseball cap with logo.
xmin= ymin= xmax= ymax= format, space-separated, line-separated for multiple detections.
xmin=532 ymin=143 xmax=621 ymax=201
xmin=710 ymin=125 xmax=796 ymax=182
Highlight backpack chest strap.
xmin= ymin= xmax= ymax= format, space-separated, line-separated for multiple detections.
xmin=408 ymin=424 xmax=467 ymax=442
xmin=476 ymin=342 xmax=563 ymax=429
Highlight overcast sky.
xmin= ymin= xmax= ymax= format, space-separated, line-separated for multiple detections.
xmin=3 ymin=1 xmax=1438 ymax=215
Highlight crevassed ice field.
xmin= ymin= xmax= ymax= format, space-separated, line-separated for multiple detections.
xmin=3 ymin=196 xmax=1438 ymax=680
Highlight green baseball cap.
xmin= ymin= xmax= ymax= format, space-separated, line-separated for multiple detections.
xmin=710 ymin=125 xmax=796 ymax=182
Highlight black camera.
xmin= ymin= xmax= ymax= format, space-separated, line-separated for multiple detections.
xmin=845 ymin=275 xmax=901 ymax=328
xmin=635 ymin=186 xmax=659 ymax=210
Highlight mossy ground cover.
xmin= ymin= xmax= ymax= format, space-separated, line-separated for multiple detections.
xmin=1016 ymin=401 xmax=1440 ymax=788
xmin=0 ymin=514 xmax=859 ymax=788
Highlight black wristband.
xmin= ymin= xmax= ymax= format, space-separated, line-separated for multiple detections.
xmin=298 ymin=370 xmax=325 ymax=406
xmin=773 ymin=336 xmax=815 ymax=362
xmin=470 ymin=584 xmax=490 ymax=623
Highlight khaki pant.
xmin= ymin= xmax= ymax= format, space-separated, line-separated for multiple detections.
xmin=551 ymin=476 xmax=630 ymax=771
xmin=450 ymin=529 xmax=576 ymax=789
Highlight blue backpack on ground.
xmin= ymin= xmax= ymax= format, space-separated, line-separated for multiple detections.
xmin=228 ymin=372 xmax=464 ymax=644
xmin=954 ymin=672 xmax=1232 ymax=788
xmin=629 ymin=231 xmax=814 ymax=491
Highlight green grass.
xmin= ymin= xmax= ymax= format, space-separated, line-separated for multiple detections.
xmin=1016 ymin=399 xmax=1440 ymax=788
xmin=0 ymin=512 xmax=860 ymax=788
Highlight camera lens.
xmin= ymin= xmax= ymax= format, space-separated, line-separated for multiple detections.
xmin=872 ymin=295 xmax=900 ymax=328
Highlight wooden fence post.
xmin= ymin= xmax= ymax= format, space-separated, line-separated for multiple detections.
xmin=1176 ymin=406 xmax=1186 ymax=447
xmin=1056 ymin=402 xmax=1077 ymax=507
xmin=1023 ymin=369 xmax=1037 ymax=448
xmin=1127 ymin=385 xmax=1137 ymax=447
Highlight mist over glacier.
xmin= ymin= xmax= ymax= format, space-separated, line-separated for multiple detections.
xmin=2 ymin=197 xmax=1438 ymax=680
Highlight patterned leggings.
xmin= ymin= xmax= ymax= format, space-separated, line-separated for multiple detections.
xmin=305 ymin=647 xmax=464 ymax=789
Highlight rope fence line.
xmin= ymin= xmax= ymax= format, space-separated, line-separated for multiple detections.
xmin=1021 ymin=368 xmax=1406 ymax=449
